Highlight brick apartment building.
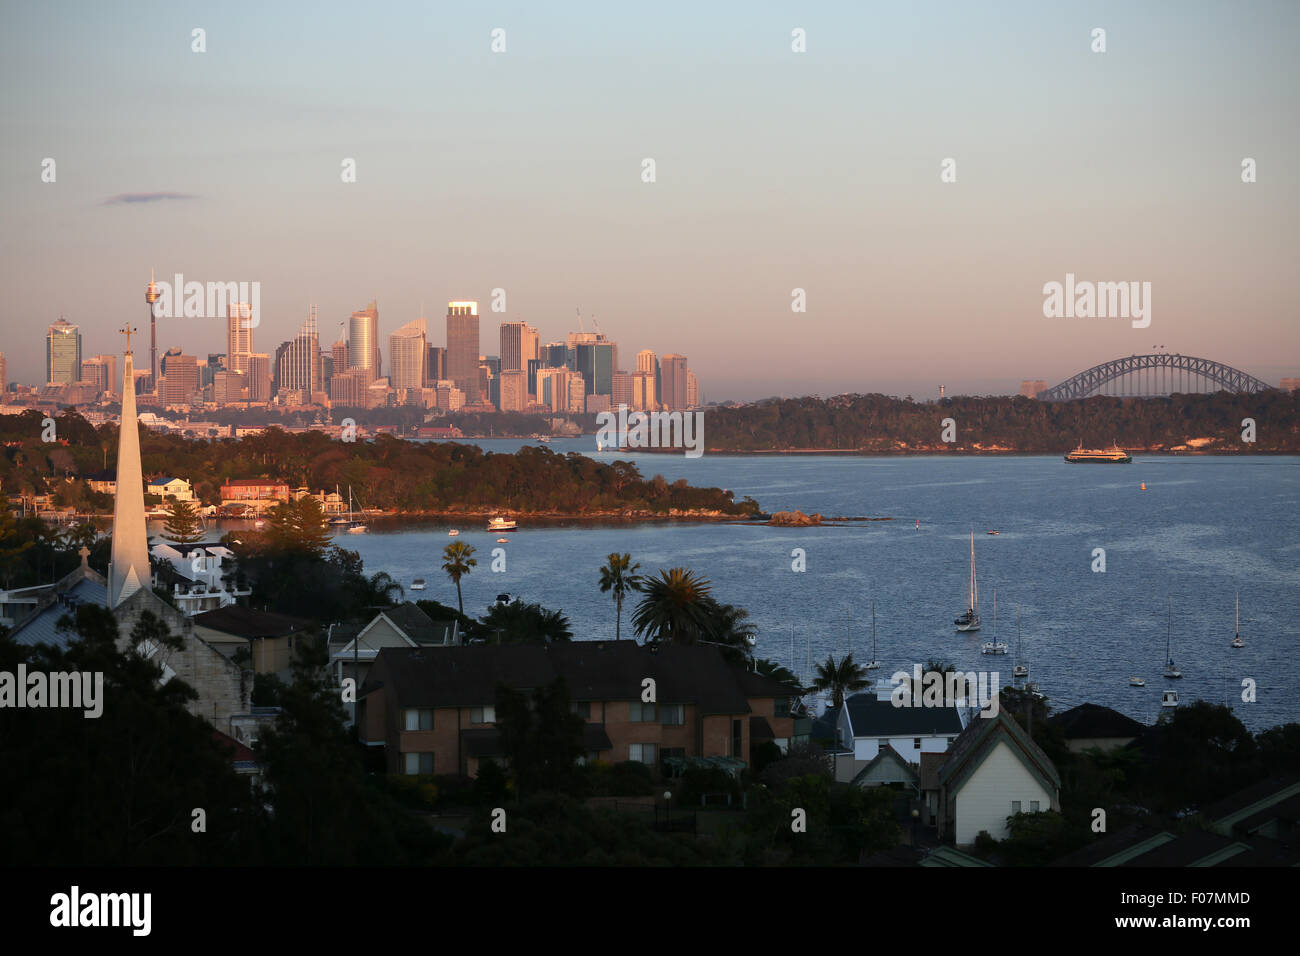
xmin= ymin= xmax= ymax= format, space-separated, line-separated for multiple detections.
xmin=359 ymin=641 xmax=799 ymax=778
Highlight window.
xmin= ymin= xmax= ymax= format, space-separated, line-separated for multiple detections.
xmin=774 ymin=737 xmax=790 ymax=754
xmin=913 ymin=737 xmax=922 ymax=749
xmin=470 ymin=705 xmax=495 ymax=724
xmin=629 ymin=701 xmax=657 ymax=722
xmin=774 ymin=698 xmax=790 ymax=718
xmin=660 ymin=703 xmax=685 ymax=726
xmin=572 ymin=701 xmax=591 ymax=719
xmin=1011 ymin=801 xmax=1022 ymax=814
xmin=404 ymin=752 xmax=434 ymax=775
xmin=403 ymin=708 xmax=433 ymax=731
xmin=1030 ymin=800 xmax=1041 ymax=812
xmin=629 ymin=743 xmax=657 ymax=765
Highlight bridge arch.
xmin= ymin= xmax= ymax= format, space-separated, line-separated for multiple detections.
xmin=1038 ymin=354 xmax=1275 ymax=400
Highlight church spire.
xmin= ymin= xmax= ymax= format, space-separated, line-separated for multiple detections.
xmin=108 ymin=323 xmax=151 ymax=608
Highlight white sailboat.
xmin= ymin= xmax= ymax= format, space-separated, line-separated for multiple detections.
xmin=865 ymin=601 xmax=881 ymax=670
xmin=955 ymin=530 xmax=981 ymax=632
xmin=1013 ymin=605 xmax=1029 ymax=678
xmin=1231 ymin=592 xmax=1245 ymax=648
xmin=344 ymin=486 xmax=367 ymax=534
xmin=1163 ymin=596 xmax=1181 ymax=679
xmin=981 ymin=589 xmax=1008 ymax=654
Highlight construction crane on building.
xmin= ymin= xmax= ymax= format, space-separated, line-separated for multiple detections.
xmin=575 ymin=307 xmax=583 ymax=333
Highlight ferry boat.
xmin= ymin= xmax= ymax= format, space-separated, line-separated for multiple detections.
xmin=1065 ymin=442 xmax=1132 ymax=463
xmin=487 ymin=516 xmax=517 ymax=532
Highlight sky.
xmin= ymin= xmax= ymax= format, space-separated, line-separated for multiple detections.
xmin=1 ymin=0 xmax=1297 ymax=401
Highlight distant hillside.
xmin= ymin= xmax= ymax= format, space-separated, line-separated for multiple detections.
xmin=694 ymin=392 xmax=1300 ymax=453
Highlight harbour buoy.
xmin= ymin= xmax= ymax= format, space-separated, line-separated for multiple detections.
xmin=1140 ymin=482 xmax=1147 ymax=490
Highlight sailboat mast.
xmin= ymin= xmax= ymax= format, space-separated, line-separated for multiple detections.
xmin=1167 ymin=595 xmax=1172 ymax=662
xmin=872 ymin=600 xmax=877 ymax=659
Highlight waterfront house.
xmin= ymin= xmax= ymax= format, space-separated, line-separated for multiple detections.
xmin=358 ymin=641 xmax=799 ymax=778
xmin=935 ymin=708 xmax=1061 ymax=845
xmin=834 ymin=686 xmax=965 ymax=782
xmin=146 ymin=476 xmax=194 ymax=501
xmin=1047 ymin=702 xmax=1146 ymax=754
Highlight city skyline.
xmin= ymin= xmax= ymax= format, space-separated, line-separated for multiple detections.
xmin=2 ymin=2 xmax=1297 ymax=398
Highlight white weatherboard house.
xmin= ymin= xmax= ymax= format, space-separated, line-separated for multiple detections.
xmin=936 ymin=708 xmax=1061 ymax=845
xmin=834 ymin=686 xmax=965 ymax=782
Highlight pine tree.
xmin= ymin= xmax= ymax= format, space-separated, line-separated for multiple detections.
xmin=162 ymin=498 xmax=204 ymax=546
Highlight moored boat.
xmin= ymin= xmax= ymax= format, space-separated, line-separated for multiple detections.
xmin=487 ymin=516 xmax=518 ymax=532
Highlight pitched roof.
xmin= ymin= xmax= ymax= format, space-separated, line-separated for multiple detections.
xmin=362 ymin=641 xmax=765 ymax=715
xmin=1203 ymin=774 xmax=1300 ymax=831
xmin=844 ymin=692 xmax=964 ymax=739
xmin=850 ymin=744 xmax=920 ymax=786
xmin=10 ymin=577 xmax=108 ymax=650
xmin=938 ymin=707 xmax=1061 ymax=795
xmin=378 ymin=603 xmax=445 ymax=645
xmin=192 ymin=605 xmax=312 ymax=639
xmin=1048 ymin=702 xmax=1146 ymax=739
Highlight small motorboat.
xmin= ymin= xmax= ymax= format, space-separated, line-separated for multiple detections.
xmin=1013 ymin=663 xmax=1028 ymax=678
xmin=496 ymin=537 xmax=510 ymax=543
xmin=1129 ymin=676 xmax=1146 ymax=687
xmin=986 ymin=530 xmax=999 ymax=535
xmin=448 ymin=529 xmax=460 ymax=537
xmin=411 ymin=578 xmax=425 ymax=591
xmin=1161 ymin=690 xmax=1179 ymax=708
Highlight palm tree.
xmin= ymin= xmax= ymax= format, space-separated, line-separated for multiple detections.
xmin=812 ymin=653 xmax=871 ymax=712
xmin=754 ymin=657 xmax=802 ymax=688
xmin=441 ymin=541 xmax=476 ymax=616
xmin=598 ymin=553 xmax=643 ymax=641
xmin=704 ymin=600 xmax=758 ymax=665
xmin=630 ymin=568 xmax=715 ymax=646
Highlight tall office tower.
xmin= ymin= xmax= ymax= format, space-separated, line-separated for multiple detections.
xmin=660 ymin=353 xmax=688 ymax=410
xmin=481 ymin=355 xmax=501 ymax=409
xmin=1019 ymin=379 xmax=1047 ymax=399
xmin=275 ymin=308 xmax=321 ymax=393
xmin=330 ymin=366 xmax=374 ymax=407
xmin=46 ymin=317 xmax=82 ymax=385
xmin=348 ymin=300 xmax=380 ymax=377
xmin=227 ymin=303 xmax=255 ymax=375
xmin=389 ymin=319 xmax=428 ymax=390
xmin=526 ymin=358 xmax=541 ymax=397
xmin=565 ymin=370 xmax=587 ymax=413
xmin=158 ymin=351 xmax=199 ymax=404
xmin=636 ymin=349 xmax=660 ymax=405
xmin=213 ymin=370 xmax=245 ymax=405
xmin=631 ymin=370 xmax=655 ymax=411
xmin=500 ymin=321 xmax=539 ymax=371
xmin=542 ymin=342 xmax=568 ymax=368
xmin=499 ymin=369 xmax=528 ymax=412
xmin=535 ymin=367 xmax=567 ymax=411
xmin=446 ymin=301 xmax=480 ymax=404
xmin=247 ymin=353 xmax=273 ymax=402
xmin=81 ymin=355 xmax=117 ymax=397
xmin=686 ymin=369 xmax=699 ymax=408
xmin=612 ymin=371 xmax=634 ymax=409
xmin=331 ymin=338 xmax=348 ymax=375
xmin=320 ymin=352 xmax=334 ymax=391
xmin=201 ymin=354 xmax=223 ymax=389
xmin=426 ymin=345 xmax=446 ymax=384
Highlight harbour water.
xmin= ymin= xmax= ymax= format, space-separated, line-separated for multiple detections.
xmin=331 ymin=441 xmax=1300 ymax=732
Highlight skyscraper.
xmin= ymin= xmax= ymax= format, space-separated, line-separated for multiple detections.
xmin=158 ymin=349 xmax=199 ymax=404
xmin=275 ymin=309 xmax=321 ymax=395
xmin=500 ymin=321 xmax=539 ymax=372
xmin=46 ymin=317 xmax=82 ymax=385
xmin=426 ymin=345 xmax=446 ymax=385
xmin=686 ymin=369 xmax=699 ymax=408
xmin=499 ymin=368 xmax=528 ymax=411
xmin=80 ymin=355 xmax=117 ymax=397
xmin=636 ymin=349 xmax=660 ymax=406
xmin=389 ymin=319 xmax=428 ymax=391
xmin=661 ymin=353 xmax=688 ymax=410
xmin=446 ymin=301 xmax=480 ymax=405
xmin=247 ymin=354 xmax=273 ymax=403
xmin=541 ymin=342 xmax=568 ymax=368
xmin=227 ymin=303 xmax=255 ymax=375
xmin=348 ymin=300 xmax=380 ymax=377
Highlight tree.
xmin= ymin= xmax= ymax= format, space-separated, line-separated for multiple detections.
xmin=812 ymin=653 xmax=870 ymax=711
xmin=754 ymin=657 xmax=801 ymax=687
xmin=162 ymin=498 xmax=204 ymax=546
xmin=494 ymin=678 xmax=586 ymax=799
xmin=703 ymin=600 xmax=757 ymax=665
xmin=480 ymin=599 xmax=572 ymax=643
xmin=598 ymin=552 xmax=642 ymax=641
xmin=631 ymin=568 xmax=714 ymax=646
xmin=441 ymin=541 xmax=476 ymax=617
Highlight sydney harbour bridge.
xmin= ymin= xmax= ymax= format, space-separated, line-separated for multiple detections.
xmin=1036 ymin=352 xmax=1277 ymax=401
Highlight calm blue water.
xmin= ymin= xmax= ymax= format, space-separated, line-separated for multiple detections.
xmin=333 ymin=441 xmax=1300 ymax=732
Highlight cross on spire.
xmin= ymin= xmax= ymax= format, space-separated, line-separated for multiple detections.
xmin=120 ymin=325 xmax=137 ymax=353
